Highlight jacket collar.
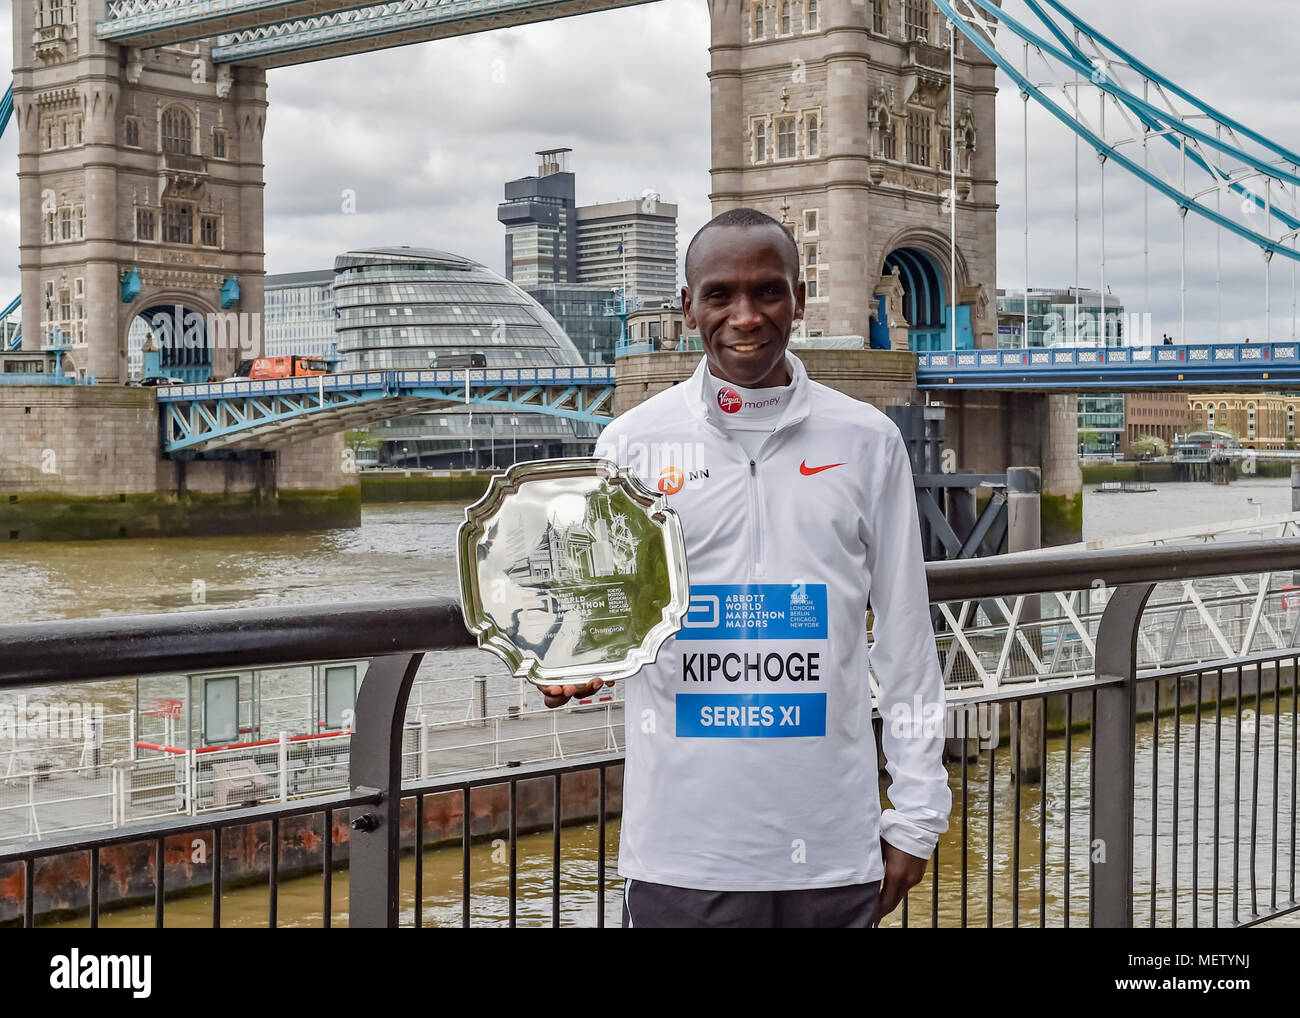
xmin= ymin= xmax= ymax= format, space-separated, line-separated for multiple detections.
xmin=686 ymin=348 xmax=813 ymax=434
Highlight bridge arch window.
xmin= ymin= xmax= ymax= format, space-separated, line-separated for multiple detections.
xmin=806 ymin=0 xmax=818 ymax=31
xmin=906 ymin=110 xmax=932 ymax=167
xmin=124 ymin=116 xmax=141 ymax=148
xmin=806 ymin=114 xmax=819 ymax=157
xmin=212 ymin=128 xmax=227 ymax=160
xmin=1288 ymin=405 xmax=1294 ymax=437
xmin=753 ymin=2 xmax=764 ymax=39
xmin=905 ymin=0 xmax=929 ymax=42
xmin=753 ymin=119 xmax=767 ymax=163
xmin=136 ymin=207 xmax=156 ymax=241
xmin=871 ymin=0 xmax=886 ymax=34
xmin=781 ymin=1 xmax=790 ymax=33
xmin=200 ymin=214 xmax=220 ymax=248
xmin=776 ymin=116 xmax=796 ymax=159
xmin=161 ymin=107 xmax=194 ymax=156
xmin=162 ymin=201 xmax=194 ymax=245
xmin=1247 ymin=402 xmax=1256 ymax=440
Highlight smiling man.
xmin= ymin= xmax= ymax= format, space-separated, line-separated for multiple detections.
xmin=544 ymin=207 xmax=952 ymax=929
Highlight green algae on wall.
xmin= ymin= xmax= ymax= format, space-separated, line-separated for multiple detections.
xmin=0 ymin=487 xmax=361 ymax=541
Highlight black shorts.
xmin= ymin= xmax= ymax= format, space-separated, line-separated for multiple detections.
xmin=621 ymin=877 xmax=882 ymax=929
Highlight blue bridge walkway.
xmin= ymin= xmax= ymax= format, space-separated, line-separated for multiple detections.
xmin=158 ymin=366 xmax=615 ymax=454
xmin=158 ymin=345 xmax=1300 ymax=454
xmin=916 ymin=341 xmax=1300 ymax=391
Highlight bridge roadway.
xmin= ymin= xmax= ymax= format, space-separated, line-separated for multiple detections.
xmin=157 ymin=365 xmax=616 ymax=454
xmin=157 ymin=342 xmax=1300 ymax=454
xmin=916 ymin=340 xmax=1300 ymax=391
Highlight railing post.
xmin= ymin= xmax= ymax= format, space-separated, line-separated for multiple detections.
xmin=348 ymin=651 xmax=425 ymax=929
xmin=1008 ymin=466 xmax=1044 ymax=783
xmin=1091 ymin=581 xmax=1155 ymax=929
xmin=279 ymin=732 xmax=289 ymax=803
xmin=187 ymin=749 xmax=196 ymax=816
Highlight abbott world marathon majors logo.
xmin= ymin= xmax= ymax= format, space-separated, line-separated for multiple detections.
xmin=675 ymin=583 xmax=829 ymax=738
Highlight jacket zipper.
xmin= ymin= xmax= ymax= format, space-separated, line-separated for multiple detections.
xmin=747 ymin=426 xmax=786 ymax=580
xmin=709 ymin=413 xmax=800 ymax=582
xmin=748 ymin=457 xmax=764 ymax=578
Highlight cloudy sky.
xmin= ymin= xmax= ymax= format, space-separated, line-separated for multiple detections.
xmin=0 ymin=0 xmax=1296 ymax=344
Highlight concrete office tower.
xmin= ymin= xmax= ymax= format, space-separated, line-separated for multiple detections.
xmin=575 ymin=198 xmax=680 ymax=306
xmin=498 ymin=148 xmax=577 ymax=288
xmin=707 ymin=0 xmax=998 ymax=348
xmin=12 ymin=0 xmax=268 ymax=382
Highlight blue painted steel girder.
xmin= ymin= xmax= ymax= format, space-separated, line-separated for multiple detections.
xmin=0 ymin=83 xmax=13 ymax=142
xmin=933 ymin=0 xmax=1300 ymax=260
xmin=157 ymin=368 xmax=614 ymax=453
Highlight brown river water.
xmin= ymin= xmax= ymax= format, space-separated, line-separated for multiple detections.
xmin=5 ymin=482 xmax=1297 ymax=927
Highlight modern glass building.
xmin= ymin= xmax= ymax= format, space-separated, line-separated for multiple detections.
xmin=332 ymin=246 xmax=592 ymax=467
xmin=526 ymin=283 xmax=620 ymax=364
xmin=998 ymin=288 xmax=1129 ymax=456
xmin=265 ymin=269 xmax=337 ymax=359
xmin=1077 ymin=394 xmax=1126 ymax=456
xmin=497 ymin=149 xmax=577 ymax=289
xmin=996 ymin=288 xmax=1127 ymax=348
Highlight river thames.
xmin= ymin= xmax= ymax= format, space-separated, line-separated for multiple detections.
xmin=5 ymin=477 xmax=1296 ymax=927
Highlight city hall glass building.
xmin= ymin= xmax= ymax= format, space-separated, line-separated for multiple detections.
xmin=333 ymin=247 xmax=592 ymax=466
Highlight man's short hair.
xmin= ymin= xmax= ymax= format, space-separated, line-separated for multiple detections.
xmin=684 ymin=207 xmax=801 ymax=285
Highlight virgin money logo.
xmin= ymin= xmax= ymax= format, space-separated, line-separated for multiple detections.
xmin=717 ymin=387 xmax=742 ymax=414
xmin=657 ymin=466 xmax=685 ymax=494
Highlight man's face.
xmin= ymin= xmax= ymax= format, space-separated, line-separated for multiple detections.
xmin=683 ymin=225 xmax=805 ymax=388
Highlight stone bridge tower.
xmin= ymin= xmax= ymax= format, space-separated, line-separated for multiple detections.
xmin=12 ymin=0 xmax=267 ymax=382
xmin=708 ymin=0 xmax=998 ymax=350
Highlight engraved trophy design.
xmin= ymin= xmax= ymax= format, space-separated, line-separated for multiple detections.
xmin=457 ymin=458 xmax=689 ymax=687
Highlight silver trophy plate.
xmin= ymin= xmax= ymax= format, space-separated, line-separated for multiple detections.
xmin=457 ymin=457 xmax=690 ymax=687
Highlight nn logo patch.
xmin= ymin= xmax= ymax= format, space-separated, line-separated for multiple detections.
xmin=657 ymin=465 xmax=710 ymax=494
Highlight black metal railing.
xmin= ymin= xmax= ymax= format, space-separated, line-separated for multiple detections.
xmin=2 ymin=540 xmax=1299 ymax=927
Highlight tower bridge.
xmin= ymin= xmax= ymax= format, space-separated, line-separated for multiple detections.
xmin=3 ymin=0 xmax=1298 ymax=541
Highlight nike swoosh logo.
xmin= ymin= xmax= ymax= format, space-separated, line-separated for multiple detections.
xmin=799 ymin=460 xmax=845 ymax=476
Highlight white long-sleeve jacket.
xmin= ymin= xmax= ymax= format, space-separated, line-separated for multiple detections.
xmin=594 ymin=351 xmax=952 ymax=891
